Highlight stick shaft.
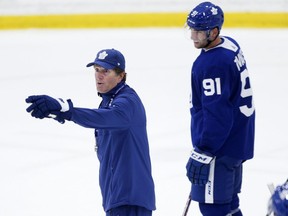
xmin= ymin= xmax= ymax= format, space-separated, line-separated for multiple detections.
xmin=182 ymin=196 xmax=192 ymax=216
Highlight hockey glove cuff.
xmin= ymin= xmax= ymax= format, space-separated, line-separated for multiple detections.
xmin=186 ymin=149 xmax=214 ymax=185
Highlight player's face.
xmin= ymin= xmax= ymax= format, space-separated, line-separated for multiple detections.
xmin=94 ymin=66 xmax=123 ymax=93
xmin=190 ymin=29 xmax=209 ymax=48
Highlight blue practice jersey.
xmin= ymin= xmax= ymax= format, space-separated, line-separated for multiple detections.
xmin=190 ymin=36 xmax=255 ymax=160
xmin=68 ymin=82 xmax=156 ymax=212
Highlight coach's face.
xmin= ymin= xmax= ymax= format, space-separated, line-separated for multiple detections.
xmin=94 ymin=65 xmax=124 ymax=94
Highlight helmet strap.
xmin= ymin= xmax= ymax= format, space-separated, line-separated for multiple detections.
xmin=204 ymin=28 xmax=220 ymax=48
xmin=204 ymin=30 xmax=212 ymax=48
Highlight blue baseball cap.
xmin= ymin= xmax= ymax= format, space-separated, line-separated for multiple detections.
xmin=86 ymin=48 xmax=125 ymax=71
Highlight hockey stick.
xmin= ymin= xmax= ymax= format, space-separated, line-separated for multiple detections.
xmin=266 ymin=180 xmax=288 ymax=216
xmin=182 ymin=195 xmax=192 ymax=216
xmin=266 ymin=182 xmax=275 ymax=216
xmin=267 ymin=183 xmax=275 ymax=195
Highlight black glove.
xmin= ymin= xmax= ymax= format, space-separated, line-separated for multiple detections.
xmin=186 ymin=149 xmax=214 ymax=185
xmin=26 ymin=95 xmax=72 ymax=123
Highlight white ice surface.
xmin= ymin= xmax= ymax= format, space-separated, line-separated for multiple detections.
xmin=0 ymin=28 xmax=288 ymax=215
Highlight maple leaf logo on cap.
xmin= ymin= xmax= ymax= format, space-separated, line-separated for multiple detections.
xmin=98 ymin=51 xmax=108 ymax=60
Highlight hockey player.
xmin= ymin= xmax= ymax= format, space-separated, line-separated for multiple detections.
xmin=267 ymin=179 xmax=288 ymax=216
xmin=184 ymin=2 xmax=255 ymax=216
xmin=25 ymin=48 xmax=156 ymax=216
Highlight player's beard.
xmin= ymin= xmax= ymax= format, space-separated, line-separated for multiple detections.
xmin=192 ymin=38 xmax=210 ymax=49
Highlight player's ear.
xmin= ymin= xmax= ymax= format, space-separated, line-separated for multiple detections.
xmin=211 ymin=27 xmax=220 ymax=39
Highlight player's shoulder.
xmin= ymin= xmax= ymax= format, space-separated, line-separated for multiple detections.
xmin=217 ymin=36 xmax=240 ymax=53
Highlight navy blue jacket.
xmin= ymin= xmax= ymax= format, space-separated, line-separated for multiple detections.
xmin=190 ymin=36 xmax=255 ymax=160
xmin=68 ymin=82 xmax=156 ymax=212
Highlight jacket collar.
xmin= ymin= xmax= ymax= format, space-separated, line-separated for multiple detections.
xmin=98 ymin=81 xmax=126 ymax=108
xmin=98 ymin=81 xmax=126 ymax=98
